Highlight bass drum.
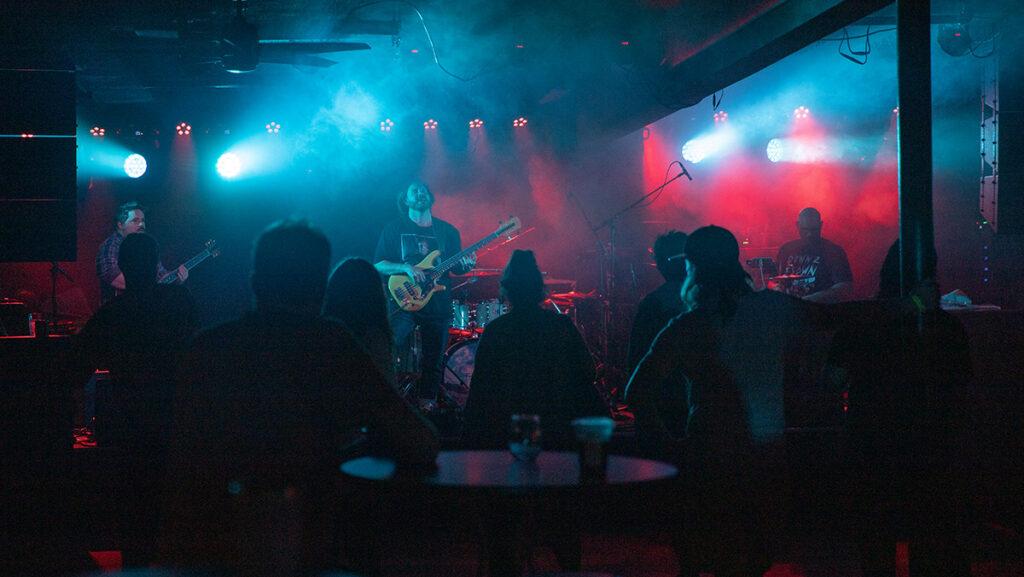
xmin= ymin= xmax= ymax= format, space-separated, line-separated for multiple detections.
xmin=441 ymin=338 xmax=478 ymax=410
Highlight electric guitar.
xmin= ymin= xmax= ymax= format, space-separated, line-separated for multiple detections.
xmin=388 ymin=217 xmax=522 ymax=312
xmin=158 ymin=239 xmax=220 ymax=284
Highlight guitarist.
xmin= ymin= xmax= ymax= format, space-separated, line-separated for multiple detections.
xmin=97 ymin=201 xmax=188 ymax=303
xmin=374 ymin=181 xmax=476 ymax=406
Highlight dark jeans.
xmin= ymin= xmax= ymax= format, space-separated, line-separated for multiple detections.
xmin=391 ymin=308 xmax=451 ymax=400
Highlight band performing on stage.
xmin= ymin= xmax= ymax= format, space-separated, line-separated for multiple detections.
xmin=7 ymin=4 xmax=1024 ymax=576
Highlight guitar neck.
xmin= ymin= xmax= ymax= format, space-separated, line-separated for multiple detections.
xmin=160 ymin=250 xmax=211 ymax=284
xmin=430 ymin=230 xmax=507 ymax=279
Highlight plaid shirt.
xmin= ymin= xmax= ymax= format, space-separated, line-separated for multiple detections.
xmin=96 ymin=232 xmax=169 ymax=303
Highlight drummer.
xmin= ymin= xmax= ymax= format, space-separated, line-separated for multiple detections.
xmin=775 ymin=207 xmax=853 ymax=303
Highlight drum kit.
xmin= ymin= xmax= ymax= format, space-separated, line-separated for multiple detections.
xmin=438 ymin=270 xmax=596 ymax=409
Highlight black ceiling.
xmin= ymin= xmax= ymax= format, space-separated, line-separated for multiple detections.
xmin=3 ymin=0 xmax=1020 ymax=139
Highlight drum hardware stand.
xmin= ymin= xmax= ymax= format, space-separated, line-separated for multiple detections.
xmin=46 ymin=261 xmax=74 ymax=336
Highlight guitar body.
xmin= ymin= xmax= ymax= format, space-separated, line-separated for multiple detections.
xmin=387 ymin=250 xmax=447 ymax=312
xmin=385 ymin=216 xmax=521 ymax=312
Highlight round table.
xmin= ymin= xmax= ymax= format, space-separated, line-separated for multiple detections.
xmin=341 ymin=450 xmax=677 ymax=490
xmin=340 ymin=450 xmax=677 ymax=577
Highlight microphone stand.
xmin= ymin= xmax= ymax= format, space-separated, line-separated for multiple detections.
xmin=591 ymin=163 xmax=693 ymax=297
xmin=587 ymin=162 xmax=692 ymax=379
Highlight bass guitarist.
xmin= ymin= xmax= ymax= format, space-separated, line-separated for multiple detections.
xmin=374 ymin=181 xmax=476 ymax=407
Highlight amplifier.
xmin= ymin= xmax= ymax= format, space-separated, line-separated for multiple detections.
xmin=0 ymin=299 xmax=31 ymax=336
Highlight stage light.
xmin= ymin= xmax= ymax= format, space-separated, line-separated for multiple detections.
xmin=216 ymin=152 xmax=241 ymax=179
xmin=469 ymin=118 xmax=484 ymax=129
xmin=766 ymin=139 xmax=784 ymax=163
xmin=892 ymin=106 xmax=899 ymax=115
xmin=123 ymin=154 xmax=148 ymax=178
xmin=681 ymin=140 xmax=708 ymax=163
xmin=380 ymin=118 xmax=394 ymax=132
xmin=793 ymin=106 xmax=810 ymax=120
xmin=512 ymin=117 xmax=528 ymax=128
xmin=680 ymin=126 xmax=737 ymax=164
xmin=265 ymin=121 xmax=281 ymax=134
xmin=176 ymin=122 xmax=192 ymax=136
xmin=713 ymin=111 xmax=728 ymax=123
xmin=90 ymin=126 xmax=105 ymax=137
xmin=423 ymin=118 xmax=438 ymax=130
xmin=21 ymin=133 xmax=34 ymax=138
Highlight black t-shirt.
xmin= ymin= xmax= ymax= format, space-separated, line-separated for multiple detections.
xmin=374 ymin=215 xmax=463 ymax=316
xmin=776 ymin=237 xmax=853 ymax=297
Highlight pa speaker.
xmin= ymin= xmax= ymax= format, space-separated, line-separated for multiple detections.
xmin=0 ymin=68 xmax=77 ymax=263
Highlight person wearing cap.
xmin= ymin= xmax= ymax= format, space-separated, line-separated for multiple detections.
xmin=626 ymin=224 xmax=820 ymax=577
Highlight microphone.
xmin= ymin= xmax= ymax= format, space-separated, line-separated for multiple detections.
xmin=678 ymin=163 xmax=693 ymax=181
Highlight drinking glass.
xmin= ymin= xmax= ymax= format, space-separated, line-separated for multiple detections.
xmin=508 ymin=413 xmax=542 ymax=462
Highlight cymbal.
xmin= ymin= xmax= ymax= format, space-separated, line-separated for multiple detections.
xmin=549 ymin=289 xmax=598 ymax=301
xmin=768 ymin=274 xmax=812 ymax=281
xmin=456 ymin=269 xmax=502 ymax=278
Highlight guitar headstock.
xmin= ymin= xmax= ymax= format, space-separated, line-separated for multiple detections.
xmin=204 ymin=239 xmax=221 ymax=258
xmin=496 ymin=216 xmax=522 ymax=236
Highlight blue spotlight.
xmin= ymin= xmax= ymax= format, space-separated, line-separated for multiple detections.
xmin=766 ymin=139 xmax=784 ymax=163
xmin=681 ymin=139 xmax=710 ymax=164
xmin=123 ymin=154 xmax=148 ymax=178
xmin=216 ymin=152 xmax=242 ymax=179
xmin=681 ymin=126 xmax=738 ymax=164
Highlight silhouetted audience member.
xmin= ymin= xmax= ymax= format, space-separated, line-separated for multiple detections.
xmin=323 ymin=257 xmax=395 ymax=387
xmin=626 ymin=225 xmax=828 ymax=577
xmin=828 ymin=240 xmax=971 ymax=577
xmin=626 ymin=229 xmax=689 ymax=440
xmin=463 ymin=250 xmax=607 ymax=449
xmin=160 ymin=220 xmax=438 ymax=577
xmin=74 ymin=232 xmax=197 ymax=567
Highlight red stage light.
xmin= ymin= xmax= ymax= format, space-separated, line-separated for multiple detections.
xmin=469 ymin=118 xmax=484 ymax=129
xmin=713 ymin=111 xmax=728 ymax=123
xmin=21 ymin=133 xmax=34 ymax=138
xmin=176 ymin=122 xmax=192 ymax=136
xmin=265 ymin=121 xmax=281 ymax=134
xmin=793 ymin=106 xmax=811 ymax=120
xmin=379 ymin=118 xmax=394 ymax=132
xmin=620 ymin=40 xmax=630 ymax=46
xmin=423 ymin=118 xmax=438 ymax=130
xmin=410 ymin=49 xmax=419 ymax=54
xmin=512 ymin=117 xmax=528 ymax=128
xmin=90 ymin=126 xmax=106 ymax=137
xmin=514 ymin=43 xmax=525 ymax=49
xmin=892 ymin=106 xmax=899 ymax=115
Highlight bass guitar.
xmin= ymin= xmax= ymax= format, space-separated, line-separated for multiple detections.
xmin=388 ymin=217 xmax=521 ymax=312
xmin=158 ymin=239 xmax=220 ymax=284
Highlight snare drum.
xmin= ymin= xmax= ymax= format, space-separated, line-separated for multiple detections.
xmin=475 ymin=298 xmax=508 ymax=329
